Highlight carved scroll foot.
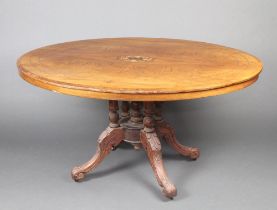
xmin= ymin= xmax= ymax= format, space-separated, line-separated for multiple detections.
xmin=156 ymin=121 xmax=200 ymax=160
xmin=140 ymin=131 xmax=177 ymax=198
xmin=71 ymin=127 xmax=124 ymax=181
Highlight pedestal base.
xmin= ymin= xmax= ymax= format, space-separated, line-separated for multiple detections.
xmin=71 ymin=101 xmax=200 ymax=199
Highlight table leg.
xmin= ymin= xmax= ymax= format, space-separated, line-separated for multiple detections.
xmin=140 ymin=102 xmax=177 ymax=198
xmin=120 ymin=101 xmax=130 ymax=122
xmin=155 ymin=102 xmax=200 ymax=160
xmin=71 ymin=100 xmax=124 ymax=181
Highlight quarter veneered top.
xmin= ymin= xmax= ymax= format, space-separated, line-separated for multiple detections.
xmin=17 ymin=38 xmax=262 ymax=101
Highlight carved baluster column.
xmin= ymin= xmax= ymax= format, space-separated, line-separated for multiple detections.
xmin=120 ymin=101 xmax=130 ymax=122
xmin=124 ymin=101 xmax=143 ymax=150
xmin=143 ymin=102 xmax=156 ymax=132
xmin=130 ymin=102 xmax=143 ymax=124
xmin=109 ymin=100 xmax=120 ymax=128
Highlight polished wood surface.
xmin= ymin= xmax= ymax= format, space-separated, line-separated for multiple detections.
xmin=17 ymin=38 xmax=262 ymax=101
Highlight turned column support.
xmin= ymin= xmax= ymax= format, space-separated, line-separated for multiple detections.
xmin=108 ymin=100 xmax=120 ymax=128
xmin=122 ymin=101 xmax=143 ymax=150
xmin=130 ymin=101 xmax=143 ymax=124
xmin=120 ymin=101 xmax=130 ymax=120
xmin=143 ymin=102 xmax=156 ymax=133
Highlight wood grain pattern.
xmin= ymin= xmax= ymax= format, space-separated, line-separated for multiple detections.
xmin=17 ymin=38 xmax=262 ymax=101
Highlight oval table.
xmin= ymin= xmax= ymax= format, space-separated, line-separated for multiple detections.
xmin=17 ymin=38 xmax=262 ymax=199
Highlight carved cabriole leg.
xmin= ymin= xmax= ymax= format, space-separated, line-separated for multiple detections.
xmin=140 ymin=102 xmax=177 ymax=198
xmin=71 ymin=100 xmax=124 ymax=181
xmin=155 ymin=102 xmax=200 ymax=160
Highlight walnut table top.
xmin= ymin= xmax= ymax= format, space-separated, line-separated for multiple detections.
xmin=17 ymin=38 xmax=262 ymax=101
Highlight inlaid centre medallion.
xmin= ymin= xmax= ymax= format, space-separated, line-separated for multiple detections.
xmin=120 ymin=55 xmax=153 ymax=62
